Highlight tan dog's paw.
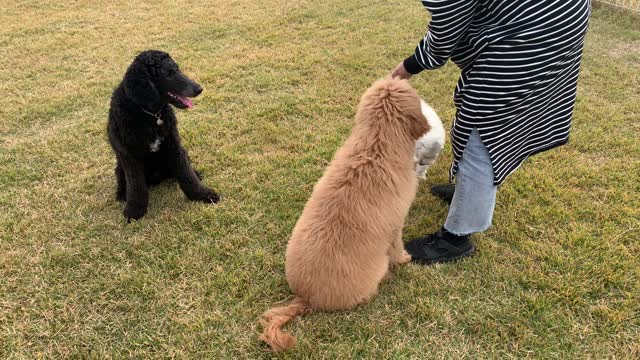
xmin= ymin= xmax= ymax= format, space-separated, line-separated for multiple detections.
xmin=398 ymin=250 xmax=412 ymax=264
xmin=391 ymin=250 xmax=412 ymax=266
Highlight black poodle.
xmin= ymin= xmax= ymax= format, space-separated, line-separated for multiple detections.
xmin=108 ymin=50 xmax=219 ymax=222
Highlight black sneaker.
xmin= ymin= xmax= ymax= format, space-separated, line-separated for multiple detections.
xmin=405 ymin=229 xmax=475 ymax=265
xmin=430 ymin=183 xmax=455 ymax=204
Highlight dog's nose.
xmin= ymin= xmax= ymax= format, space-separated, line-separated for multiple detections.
xmin=193 ymin=85 xmax=203 ymax=97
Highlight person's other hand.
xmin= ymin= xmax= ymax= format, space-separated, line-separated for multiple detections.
xmin=391 ymin=61 xmax=413 ymax=80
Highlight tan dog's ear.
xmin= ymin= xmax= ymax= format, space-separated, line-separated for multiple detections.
xmin=388 ymin=80 xmax=430 ymax=140
xmin=407 ymin=105 xmax=430 ymax=140
xmin=356 ymin=78 xmax=430 ymax=140
xmin=355 ymin=78 xmax=411 ymax=125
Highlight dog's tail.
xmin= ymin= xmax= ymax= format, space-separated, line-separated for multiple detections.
xmin=260 ymin=296 xmax=312 ymax=352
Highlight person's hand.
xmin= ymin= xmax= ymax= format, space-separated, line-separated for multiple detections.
xmin=391 ymin=61 xmax=413 ymax=80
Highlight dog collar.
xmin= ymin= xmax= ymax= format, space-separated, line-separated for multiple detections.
xmin=140 ymin=107 xmax=164 ymax=126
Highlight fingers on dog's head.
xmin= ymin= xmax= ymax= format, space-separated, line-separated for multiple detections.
xmin=357 ymin=78 xmax=430 ymax=139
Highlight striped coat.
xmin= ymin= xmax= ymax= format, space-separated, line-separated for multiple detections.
xmin=403 ymin=0 xmax=592 ymax=185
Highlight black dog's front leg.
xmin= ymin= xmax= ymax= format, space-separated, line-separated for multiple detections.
xmin=115 ymin=161 xmax=127 ymax=202
xmin=170 ymin=147 xmax=219 ymax=204
xmin=120 ymin=156 xmax=149 ymax=221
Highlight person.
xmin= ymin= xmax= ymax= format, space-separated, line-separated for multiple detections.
xmin=391 ymin=0 xmax=592 ymax=265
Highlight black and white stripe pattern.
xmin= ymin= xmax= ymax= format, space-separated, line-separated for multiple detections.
xmin=404 ymin=0 xmax=592 ymax=185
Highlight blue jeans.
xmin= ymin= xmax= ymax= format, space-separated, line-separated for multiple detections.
xmin=444 ymin=129 xmax=497 ymax=236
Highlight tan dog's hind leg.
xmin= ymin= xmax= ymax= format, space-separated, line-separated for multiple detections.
xmin=388 ymin=228 xmax=411 ymax=266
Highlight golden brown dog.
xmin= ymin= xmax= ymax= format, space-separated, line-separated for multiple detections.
xmin=260 ymin=78 xmax=430 ymax=351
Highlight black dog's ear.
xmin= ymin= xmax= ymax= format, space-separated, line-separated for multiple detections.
xmin=123 ymin=60 xmax=161 ymax=111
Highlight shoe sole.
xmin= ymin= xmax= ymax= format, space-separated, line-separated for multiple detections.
xmin=410 ymin=245 xmax=475 ymax=265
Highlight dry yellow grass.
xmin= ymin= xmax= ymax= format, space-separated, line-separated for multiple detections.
xmin=596 ymin=0 xmax=640 ymax=11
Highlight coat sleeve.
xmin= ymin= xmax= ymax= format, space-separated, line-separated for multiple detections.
xmin=404 ymin=0 xmax=478 ymax=74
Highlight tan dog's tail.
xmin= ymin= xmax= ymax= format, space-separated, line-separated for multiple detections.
xmin=260 ymin=296 xmax=312 ymax=351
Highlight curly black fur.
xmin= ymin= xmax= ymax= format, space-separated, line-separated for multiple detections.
xmin=108 ymin=50 xmax=219 ymax=222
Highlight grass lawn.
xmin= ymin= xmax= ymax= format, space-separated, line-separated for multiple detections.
xmin=1 ymin=1 xmax=638 ymax=358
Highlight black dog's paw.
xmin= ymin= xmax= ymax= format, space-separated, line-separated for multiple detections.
xmin=124 ymin=203 xmax=147 ymax=222
xmin=188 ymin=188 xmax=220 ymax=204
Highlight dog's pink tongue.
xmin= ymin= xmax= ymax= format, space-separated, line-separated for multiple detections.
xmin=178 ymin=95 xmax=193 ymax=109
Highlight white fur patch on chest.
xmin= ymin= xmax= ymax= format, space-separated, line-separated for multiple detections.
xmin=149 ymin=137 xmax=162 ymax=152
xmin=414 ymin=99 xmax=446 ymax=179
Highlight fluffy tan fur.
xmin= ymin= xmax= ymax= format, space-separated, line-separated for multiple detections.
xmin=260 ymin=78 xmax=430 ymax=351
